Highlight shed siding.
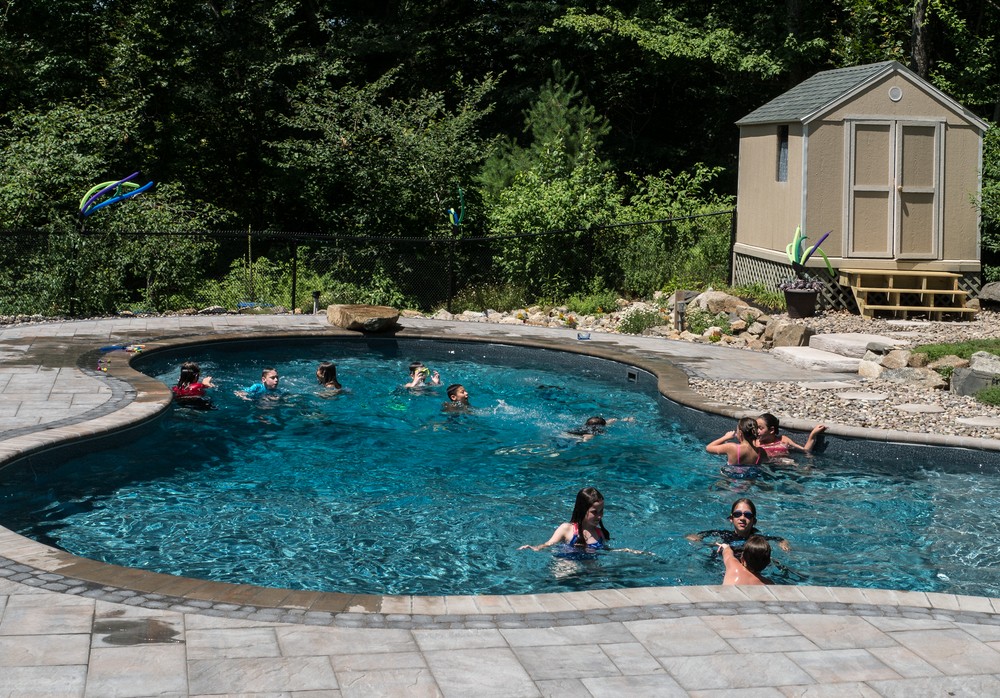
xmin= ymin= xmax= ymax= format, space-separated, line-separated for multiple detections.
xmin=736 ymin=124 xmax=803 ymax=251
xmin=942 ymin=124 xmax=982 ymax=261
xmin=823 ymin=74 xmax=968 ymax=126
xmin=804 ymin=120 xmax=846 ymax=260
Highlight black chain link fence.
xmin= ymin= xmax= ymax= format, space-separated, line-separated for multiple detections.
xmin=0 ymin=211 xmax=735 ymax=317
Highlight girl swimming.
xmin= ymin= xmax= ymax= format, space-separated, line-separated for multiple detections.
xmin=316 ymin=362 xmax=343 ymax=391
xmin=706 ymin=417 xmax=763 ymax=466
xmin=520 ymin=487 xmax=610 ymax=551
xmin=171 ymin=361 xmax=215 ymax=408
xmin=686 ymin=498 xmax=791 ymax=553
xmin=756 ymin=412 xmax=826 ymax=458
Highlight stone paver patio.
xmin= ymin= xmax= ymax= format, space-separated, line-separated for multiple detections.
xmin=1 ymin=314 xmax=999 ymax=696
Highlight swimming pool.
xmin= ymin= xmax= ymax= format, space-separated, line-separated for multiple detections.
xmin=1 ymin=337 xmax=998 ymax=597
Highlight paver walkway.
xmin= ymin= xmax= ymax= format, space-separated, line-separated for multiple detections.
xmin=1 ymin=314 xmax=999 ymax=697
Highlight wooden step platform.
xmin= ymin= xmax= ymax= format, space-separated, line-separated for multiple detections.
xmin=839 ymin=268 xmax=976 ymax=320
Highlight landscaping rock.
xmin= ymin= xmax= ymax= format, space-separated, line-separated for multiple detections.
xmin=978 ymin=281 xmax=1000 ymax=306
xmin=969 ymin=351 xmax=1000 ymax=374
xmin=771 ymin=346 xmax=861 ymax=373
xmin=951 ymin=368 xmax=1000 ymax=397
xmin=690 ymin=290 xmax=754 ymax=315
xmin=431 ymin=309 xmax=454 ymax=321
xmin=198 ymin=305 xmax=228 ymax=315
xmin=809 ymin=333 xmax=906 ymax=358
xmin=928 ymin=355 xmax=968 ymax=370
xmin=768 ymin=320 xmax=815 ymax=347
xmin=879 ymin=367 xmax=948 ymax=390
xmin=326 ymin=304 xmax=399 ymax=332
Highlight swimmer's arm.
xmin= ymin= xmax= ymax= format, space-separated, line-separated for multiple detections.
xmin=429 ymin=371 xmax=441 ymax=385
xmin=201 ymin=376 xmax=215 ymax=389
xmin=685 ymin=532 xmax=707 ymax=543
xmin=706 ymin=433 xmax=736 ymax=456
xmin=717 ymin=543 xmax=741 ymax=571
xmin=519 ymin=523 xmax=573 ymax=551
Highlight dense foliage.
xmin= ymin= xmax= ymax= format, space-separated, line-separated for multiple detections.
xmin=1 ymin=1 xmax=998 ymax=313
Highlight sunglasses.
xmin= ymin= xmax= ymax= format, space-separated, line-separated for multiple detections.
xmin=730 ymin=510 xmax=755 ymax=519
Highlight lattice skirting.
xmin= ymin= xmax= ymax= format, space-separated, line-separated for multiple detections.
xmin=732 ymin=252 xmax=855 ymax=311
xmin=733 ymin=252 xmax=983 ymax=313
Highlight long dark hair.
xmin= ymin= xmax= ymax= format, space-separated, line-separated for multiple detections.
xmin=317 ymin=362 xmax=341 ymax=389
xmin=569 ymin=486 xmax=610 ymax=546
xmin=177 ymin=362 xmax=200 ymax=388
xmin=759 ymin=412 xmax=780 ymax=435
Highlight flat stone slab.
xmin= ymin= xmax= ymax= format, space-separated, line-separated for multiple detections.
xmin=798 ymin=381 xmax=860 ymax=390
xmin=809 ymin=333 xmax=908 ymax=358
xmin=326 ymin=304 xmax=399 ymax=332
xmin=955 ymin=416 xmax=1000 ymax=427
xmin=836 ymin=391 xmax=888 ymax=401
xmin=896 ymin=403 xmax=946 ymax=414
xmin=771 ymin=346 xmax=862 ymax=373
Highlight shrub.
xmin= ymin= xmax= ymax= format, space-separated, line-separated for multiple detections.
xmin=617 ymin=305 xmax=667 ymax=334
xmin=727 ymin=283 xmax=784 ymax=312
xmin=976 ymin=385 xmax=1000 ymax=406
xmin=566 ymin=277 xmax=619 ymax=316
xmin=448 ymin=283 xmax=530 ymax=313
xmin=685 ymin=307 xmax=732 ymax=335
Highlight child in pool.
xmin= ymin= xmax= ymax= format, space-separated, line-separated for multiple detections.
xmin=718 ymin=535 xmax=771 ymax=585
xmin=404 ymin=361 xmax=440 ymax=389
xmin=686 ymin=498 xmax=791 ymax=553
xmin=236 ymin=367 xmax=280 ymax=399
xmin=316 ymin=362 xmax=343 ymax=392
xmin=520 ymin=487 xmax=609 ymax=551
xmin=706 ymin=417 xmax=763 ymax=465
xmin=756 ymin=412 xmax=826 ymax=458
xmin=171 ymin=362 xmax=215 ymax=406
xmin=442 ymin=383 xmax=470 ymax=412
xmin=565 ymin=416 xmax=634 ymax=441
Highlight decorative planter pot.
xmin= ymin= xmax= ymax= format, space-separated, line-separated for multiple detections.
xmin=784 ymin=289 xmax=818 ymax=318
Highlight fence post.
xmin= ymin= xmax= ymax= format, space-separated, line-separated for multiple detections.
xmin=728 ymin=208 xmax=737 ymax=286
xmin=447 ymin=227 xmax=457 ymax=313
xmin=290 ymin=239 xmax=298 ymax=312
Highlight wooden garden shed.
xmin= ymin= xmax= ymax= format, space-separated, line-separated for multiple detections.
xmin=732 ymin=61 xmax=988 ymax=318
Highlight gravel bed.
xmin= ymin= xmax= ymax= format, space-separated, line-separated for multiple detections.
xmin=687 ymin=309 xmax=1000 ymax=441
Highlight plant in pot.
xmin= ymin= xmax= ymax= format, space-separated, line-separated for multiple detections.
xmin=778 ymin=277 xmax=824 ymax=318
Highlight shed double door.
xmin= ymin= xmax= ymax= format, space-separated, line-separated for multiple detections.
xmin=846 ymin=120 xmax=942 ymax=260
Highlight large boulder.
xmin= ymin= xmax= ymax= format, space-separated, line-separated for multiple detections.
xmin=766 ymin=319 xmax=815 ymax=347
xmin=326 ymin=304 xmax=399 ymax=332
xmin=689 ymin=290 xmax=755 ymax=316
xmin=978 ymin=281 xmax=1000 ymax=307
xmin=969 ymin=351 xmax=1000 ymax=374
xmin=951 ymin=368 xmax=999 ymax=397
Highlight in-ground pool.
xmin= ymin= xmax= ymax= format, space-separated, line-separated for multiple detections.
xmin=1 ymin=338 xmax=999 ymax=597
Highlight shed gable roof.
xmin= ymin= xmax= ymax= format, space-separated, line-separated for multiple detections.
xmin=736 ymin=61 xmax=987 ymax=131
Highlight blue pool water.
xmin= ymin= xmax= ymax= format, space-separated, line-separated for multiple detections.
xmin=1 ymin=338 xmax=999 ymax=597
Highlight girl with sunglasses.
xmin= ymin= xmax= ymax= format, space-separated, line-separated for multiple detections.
xmin=686 ymin=498 xmax=790 ymax=555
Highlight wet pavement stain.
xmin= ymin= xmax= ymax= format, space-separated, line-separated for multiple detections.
xmin=93 ymin=618 xmax=182 ymax=645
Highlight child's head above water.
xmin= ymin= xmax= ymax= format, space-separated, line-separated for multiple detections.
xmin=260 ymin=367 xmax=279 ymax=390
xmin=409 ymin=361 xmax=429 ymax=377
xmin=740 ymin=535 xmax=771 ymax=574
xmin=736 ymin=416 xmax=759 ymax=443
xmin=178 ymin=361 xmax=201 ymax=386
xmin=446 ymin=384 xmax=468 ymax=403
xmin=316 ymin=362 xmax=339 ymax=385
xmin=757 ymin=412 xmax=780 ymax=437
xmin=569 ymin=486 xmax=610 ymax=543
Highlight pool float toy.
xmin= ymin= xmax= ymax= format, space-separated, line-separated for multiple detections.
xmin=80 ymin=171 xmax=155 ymax=217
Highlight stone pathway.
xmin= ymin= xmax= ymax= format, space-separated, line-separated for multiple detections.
xmin=1 ymin=315 xmax=999 ymax=696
